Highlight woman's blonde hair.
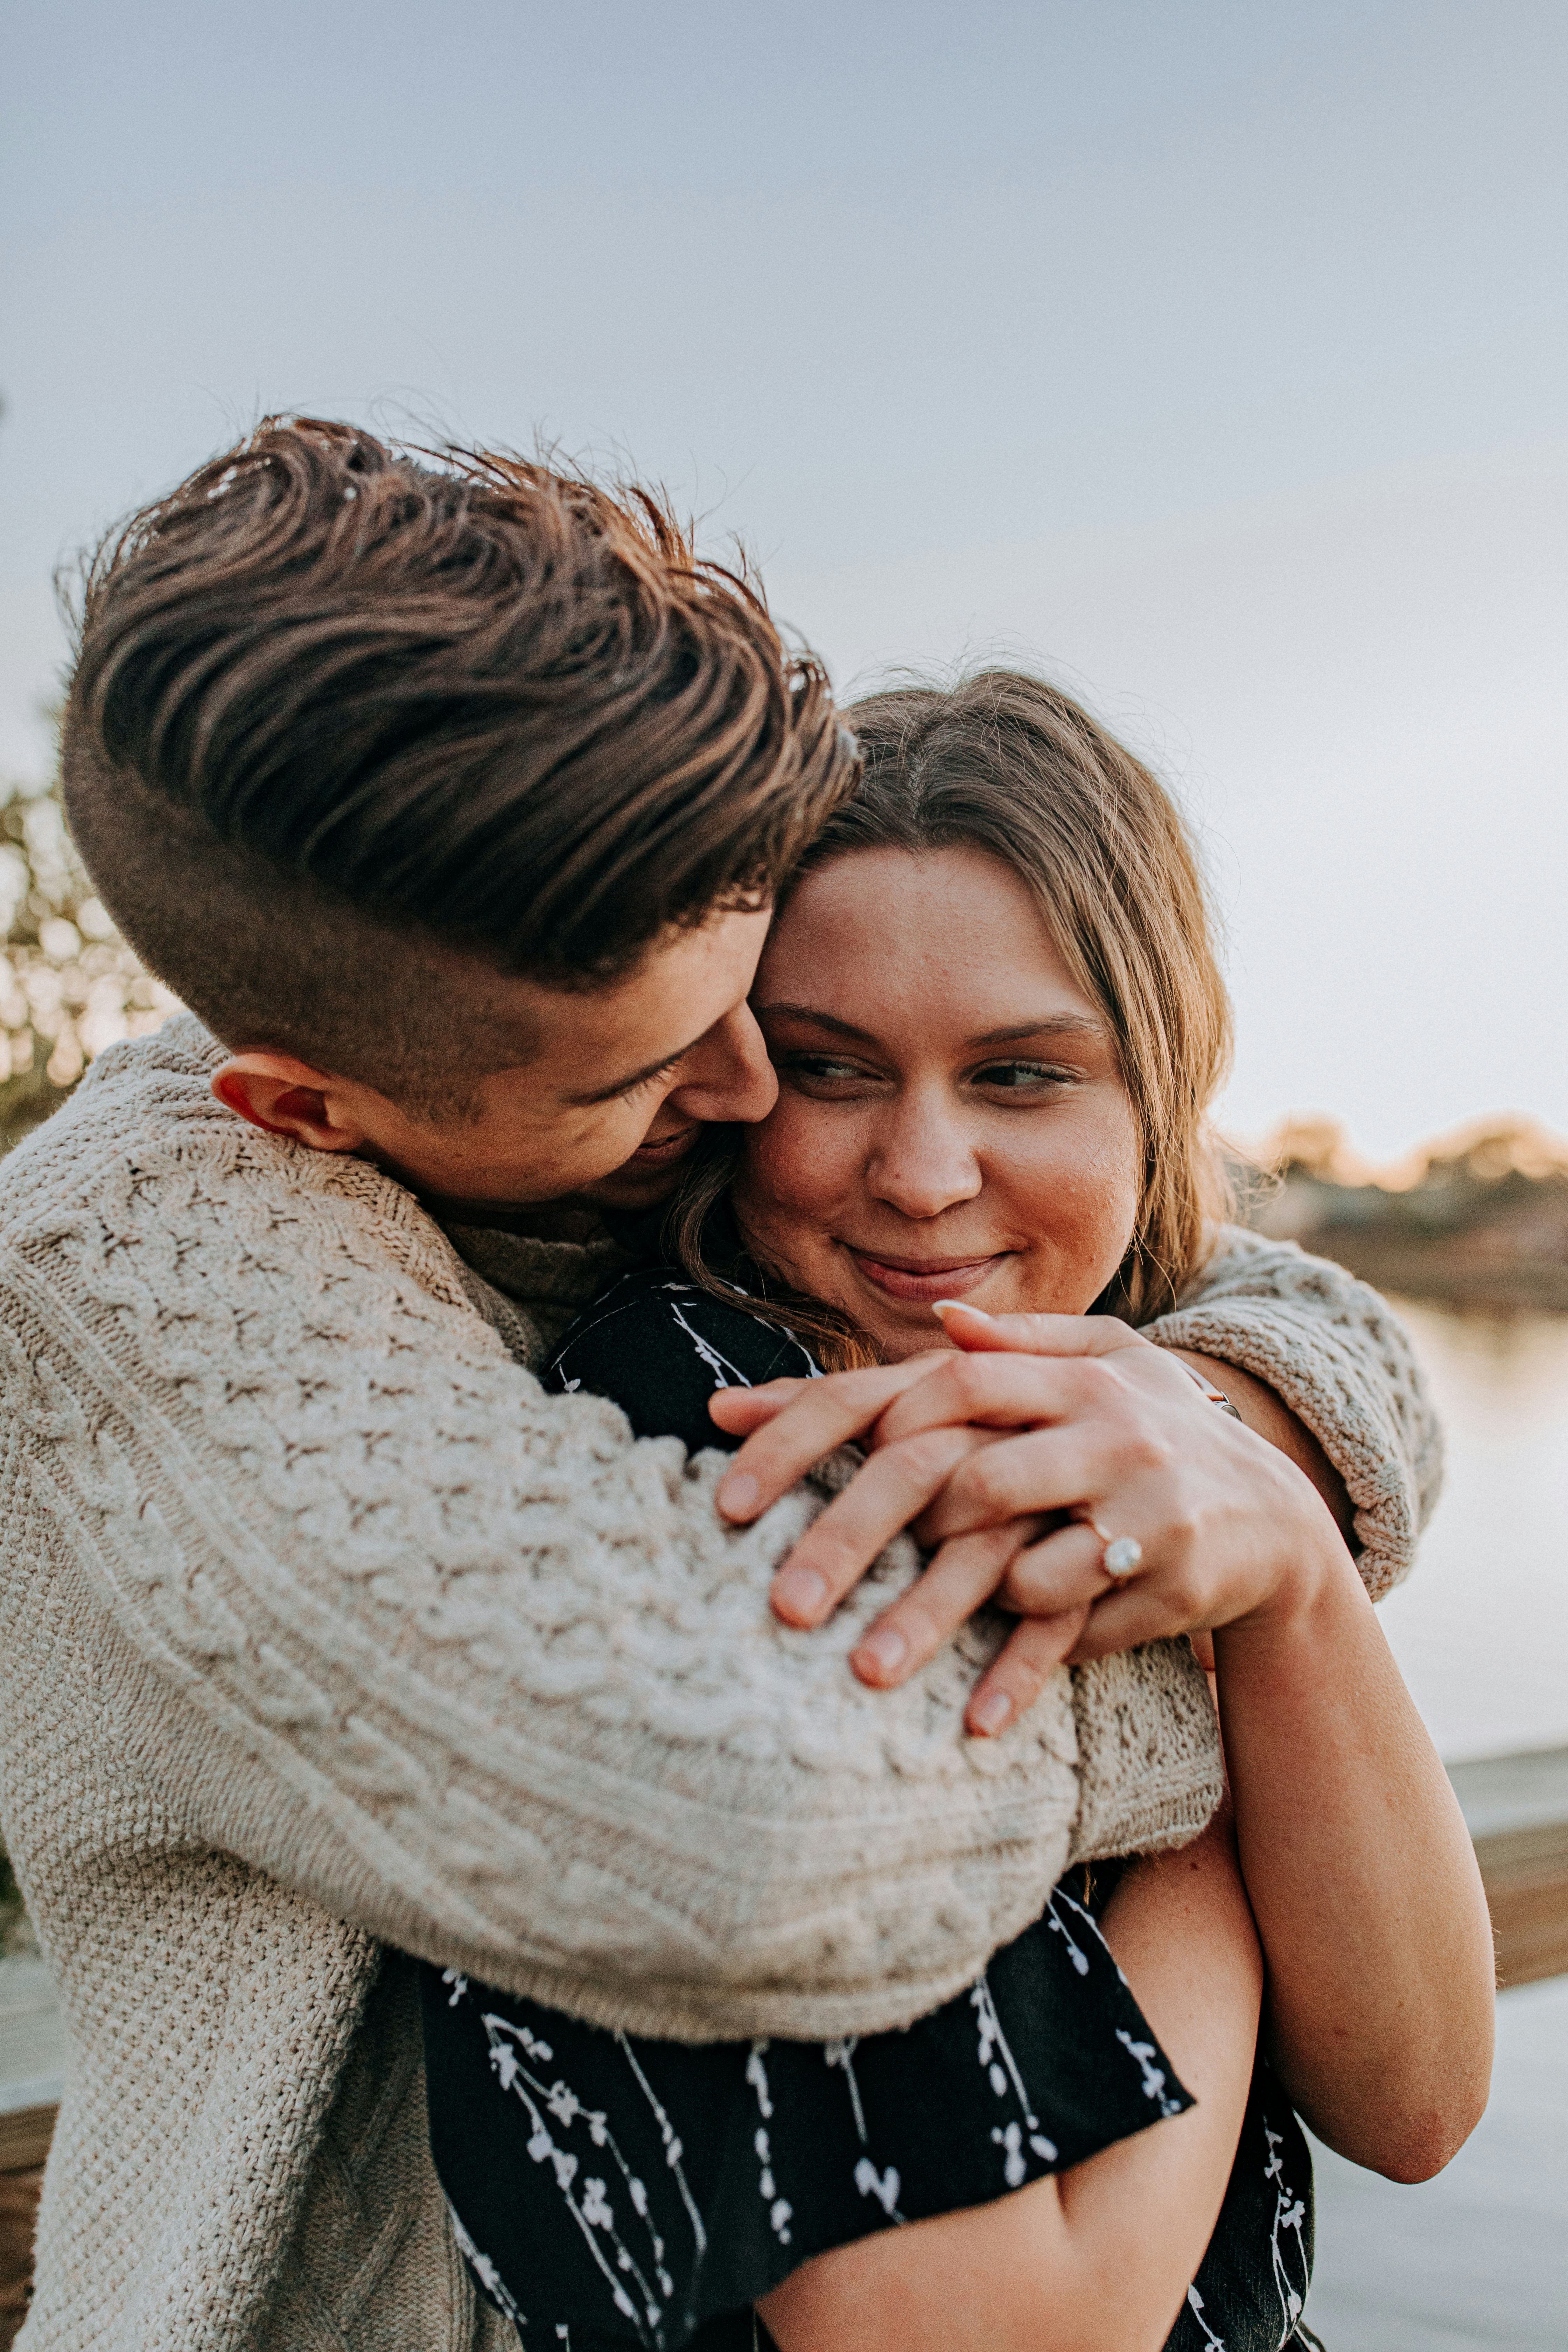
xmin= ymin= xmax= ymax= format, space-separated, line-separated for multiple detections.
xmin=669 ymin=669 xmax=1234 ymax=1364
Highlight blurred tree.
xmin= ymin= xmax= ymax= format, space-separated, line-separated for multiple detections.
xmin=0 ymin=775 xmax=178 ymax=1156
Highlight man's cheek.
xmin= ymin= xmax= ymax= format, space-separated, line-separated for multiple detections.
xmin=563 ymin=1105 xmax=631 ymax=1160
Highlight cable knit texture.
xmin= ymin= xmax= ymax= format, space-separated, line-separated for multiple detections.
xmin=1150 ymin=1230 xmax=1443 ymax=1601
xmin=0 ymin=1018 xmax=1440 ymax=2351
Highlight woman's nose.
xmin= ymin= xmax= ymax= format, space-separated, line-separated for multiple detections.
xmin=866 ymin=1102 xmax=983 ymax=1220
xmin=665 ymin=1002 xmax=778 ymax=1127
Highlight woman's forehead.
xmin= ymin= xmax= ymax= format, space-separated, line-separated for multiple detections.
xmin=760 ymin=844 xmax=1096 ymax=1025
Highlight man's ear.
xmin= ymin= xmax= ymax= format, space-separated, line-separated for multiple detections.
xmin=211 ymin=1053 xmax=371 ymax=1153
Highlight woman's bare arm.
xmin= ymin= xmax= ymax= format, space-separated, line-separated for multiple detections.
xmin=758 ymin=1807 xmax=1261 ymax=2352
xmin=1172 ymin=1353 xmax=1491 ymax=2169
xmin=1153 ymin=1358 xmax=1492 ymax=2175
xmin=1204 ymin=1521 xmax=1493 ymax=2178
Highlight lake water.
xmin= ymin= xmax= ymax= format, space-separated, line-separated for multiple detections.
xmin=1377 ymin=1298 xmax=1568 ymax=1762
xmin=1290 ymin=1297 xmax=1568 ymax=2349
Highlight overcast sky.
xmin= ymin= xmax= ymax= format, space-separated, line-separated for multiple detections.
xmin=5 ymin=0 xmax=1565 ymax=1157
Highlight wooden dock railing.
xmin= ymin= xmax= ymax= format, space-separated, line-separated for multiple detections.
xmin=1447 ymin=1745 xmax=1568 ymax=1988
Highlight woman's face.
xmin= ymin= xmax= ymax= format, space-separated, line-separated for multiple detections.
xmin=734 ymin=844 xmax=1142 ymax=1362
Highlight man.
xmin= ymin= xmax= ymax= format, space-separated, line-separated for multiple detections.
xmin=0 ymin=420 xmax=1435 ymax=2349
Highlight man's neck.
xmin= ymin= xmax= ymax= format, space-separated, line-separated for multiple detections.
xmin=418 ymin=1191 xmax=611 ymax=1244
xmin=417 ymin=1188 xmax=671 ymax=1264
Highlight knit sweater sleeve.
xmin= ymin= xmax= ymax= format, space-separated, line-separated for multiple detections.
xmin=0 ymin=1028 xmax=1434 ymax=2040
xmin=0 ymin=1025 xmax=1135 ymax=2042
xmin=1145 ymin=1223 xmax=1442 ymax=1600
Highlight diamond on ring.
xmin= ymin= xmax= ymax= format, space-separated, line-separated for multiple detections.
xmin=1101 ymin=1536 xmax=1143 ymax=1580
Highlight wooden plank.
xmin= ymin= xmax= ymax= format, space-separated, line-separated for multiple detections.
xmin=0 ymin=2109 xmax=54 ymax=2176
xmin=1474 ymin=1819 xmax=1568 ymax=1988
xmin=1450 ymin=1753 xmax=1568 ymax=1989
xmin=0 ymin=2161 xmax=43 ymax=2352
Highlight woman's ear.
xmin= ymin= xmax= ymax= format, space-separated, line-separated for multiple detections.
xmin=211 ymin=1053 xmax=370 ymax=1153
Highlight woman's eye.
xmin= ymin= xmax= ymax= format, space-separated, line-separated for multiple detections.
xmin=775 ymin=1053 xmax=876 ymax=1085
xmin=973 ymin=1060 xmax=1073 ymax=1092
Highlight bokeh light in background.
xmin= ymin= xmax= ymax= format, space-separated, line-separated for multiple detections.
xmin=4 ymin=1 xmax=1565 ymax=1161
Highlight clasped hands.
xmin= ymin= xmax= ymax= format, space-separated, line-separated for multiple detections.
xmin=709 ymin=1301 xmax=1344 ymax=1736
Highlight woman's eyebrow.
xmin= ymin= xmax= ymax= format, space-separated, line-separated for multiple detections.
xmin=754 ymin=1005 xmax=1107 ymax=1048
xmin=751 ymin=1003 xmax=876 ymax=1042
xmin=969 ymin=1016 xmax=1107 ymax=1046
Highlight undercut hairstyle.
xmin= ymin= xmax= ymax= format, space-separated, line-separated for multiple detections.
xmin=671 ymin=670 xmax=1233 ymax=1356
xmin=61 ymin=418 xmax=856 ymax=1113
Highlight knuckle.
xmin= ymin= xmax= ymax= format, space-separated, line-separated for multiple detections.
xmin=891 ymin=1598 xmax=941 ymax=1653
xmin=804 ymin=1524 xmax=855 ymax=1578
xmin=1075 ymin=1357 xmax=1121 ymax=1407
xmin=959 ymin=1449 xmax=1014 ymax=1515
xmin=986 ymin=1519 xmax=1029 ymax=1566
xmin=999 ymin=1649 xmax=1050 ymax=1703
xmin=1149 ymin=1476 xmax=1201 ymax=1550
xmin=899 ymin=1428 xmax=965 ymax=1485
xmin=948 ymin=1357 xmax=994 ymax=1413
xmin=1000 ymin=1564 xmax=1043 ymax=1614
xmin=1167 ymin=1503 xmax=1201 ymax=1551
xmin=1006 ymin=1533 xmax=1058 ymax=1590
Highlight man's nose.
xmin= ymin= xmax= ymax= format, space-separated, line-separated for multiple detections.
xmin=867 ymin=1098 xmax=983 ymax=1219
xmin=666 ymin=1002 xmax=778 ymax=1126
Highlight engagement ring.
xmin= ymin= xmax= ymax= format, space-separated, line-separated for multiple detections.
xmin=1087 ymin=1520 xmax=1144 ymax=1581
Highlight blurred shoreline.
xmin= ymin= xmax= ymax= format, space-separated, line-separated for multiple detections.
xmin=1245 ymin=1115 xmax=1568 ymax=1316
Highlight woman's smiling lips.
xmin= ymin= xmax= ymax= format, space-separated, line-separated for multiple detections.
xmin=847 ymin=1249 xmax=1008 ymax=1304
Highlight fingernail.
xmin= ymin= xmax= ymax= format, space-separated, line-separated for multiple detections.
xmin=718 ymin=1471 xmax=761 ymax=1520
xmin=854 ymin=1626 xmax=908 ymax=1680
xmin=933 ymin=1298 xmax=989 ymax=1319
xmin=970 ymin=1689 xmax=1014 ymax=1735
xmin=772 ymin=1565 xmax=828 ymax=1622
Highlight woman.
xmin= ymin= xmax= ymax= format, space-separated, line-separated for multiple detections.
xmin=425 ymin=673 xmax=1493 ymax=2350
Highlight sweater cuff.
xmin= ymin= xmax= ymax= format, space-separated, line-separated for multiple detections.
xmin=1146 ymin=1275 xmax=1435 ymax=1601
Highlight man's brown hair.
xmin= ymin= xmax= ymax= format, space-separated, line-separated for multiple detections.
xmin=62 ymin=418 xmax=855 ymax=1105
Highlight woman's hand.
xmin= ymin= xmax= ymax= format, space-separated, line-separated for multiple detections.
xmin=711 ymin=1310 xmax=1343 ymax=1737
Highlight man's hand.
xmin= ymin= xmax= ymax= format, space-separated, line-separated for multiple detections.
xmin=710 ymin=1305 xmax=1346 ymax=1735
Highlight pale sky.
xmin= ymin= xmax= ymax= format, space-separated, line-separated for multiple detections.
xmin=5 ymin=0 xmax=1565 ymax=1158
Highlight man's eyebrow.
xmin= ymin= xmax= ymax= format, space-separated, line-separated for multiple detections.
xmin=565 ymin=1032 xmax=708 ymax=1106
xmin=755 ymin=1004 xmax=1107 ymax=1048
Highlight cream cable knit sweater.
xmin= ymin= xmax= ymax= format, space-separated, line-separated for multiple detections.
xmin=0 ymin=1018 xmax=1439 ymax=2352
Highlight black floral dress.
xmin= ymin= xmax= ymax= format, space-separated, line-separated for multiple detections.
xmin=422 ymin=1267 xmax=1320 ymax=2352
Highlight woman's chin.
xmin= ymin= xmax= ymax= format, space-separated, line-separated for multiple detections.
xmin=849 ymin=1267 xmax=1108 ymax=1357
xmin=877 ymin=1323 xmax=960 ymax=1363
xmin=852 ymin=1289 xmax=976 ymax=1362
